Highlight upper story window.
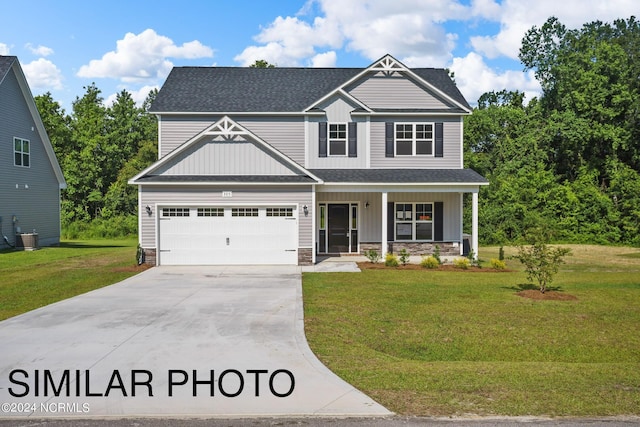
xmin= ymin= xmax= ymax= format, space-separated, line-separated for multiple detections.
xmin=14 ymin=137 xmax=30 ymax=167
xmin=395 ymin=123 xmax=433 ymax=156
xmin=328 ymin=123 xmax=347 ymax=156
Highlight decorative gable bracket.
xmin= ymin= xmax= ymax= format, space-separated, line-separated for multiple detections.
xmin=204 ymin=116 xmax=246 ymax=139
xmin=369 ymin=55 xmax=408 ymax=76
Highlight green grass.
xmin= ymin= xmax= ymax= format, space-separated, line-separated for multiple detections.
xmin=0 ymin=239 xmax=142 ymax=320
xmin=302 ymin=245 xmax=640 ymax=416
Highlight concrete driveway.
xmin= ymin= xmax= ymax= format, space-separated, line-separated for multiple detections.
xmin=0 ymin=266 xmax=391 ymax=418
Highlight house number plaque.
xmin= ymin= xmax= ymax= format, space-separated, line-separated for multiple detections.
xmin=222 ymin=191 xmax=232 ymax=198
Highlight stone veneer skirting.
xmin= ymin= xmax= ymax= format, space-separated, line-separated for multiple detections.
xmin=298 ymin=248 xmax=313 ymax=266
xmin=143 ymin=248 xmax=157 ymax=266
xmin=359 ymin=242 xmax=461 ymax=256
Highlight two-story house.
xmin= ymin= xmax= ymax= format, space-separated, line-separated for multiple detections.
xmin=129 ymin=55 xmax=488 ymax=266
xmin=0 ymin=56 xmax=66 ymax=249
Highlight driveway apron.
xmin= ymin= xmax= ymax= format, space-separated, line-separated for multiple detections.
xmin=0 ymin=266 xmax=392 ymax=418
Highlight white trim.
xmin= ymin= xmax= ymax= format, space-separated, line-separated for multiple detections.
xmin=328 ymin=122 xmax=348 ymax=156
xmin=304 ymin=88 xmax=373 ymax=114
xmin=351 ymin=111 xmax=471 ymax=117
xmin=157 ymin=115 xmax=163 ymax=160
xmin=131 ymin=181 xmax=316 ymax=187
xmin=472 ymin=192 xmax=479 ymax=260
xmin=316 ymin=201 xmax=360 ymax=254
xmin=311 ymin=185 xmax=316 ymax=264
xmin=365 ymin=117 xmax=371 ymax=169
xmin=381 ymin=192 xmax=388 ymax=257
xmin=153 ymin=111 xmax=327 ymax=116
xmin=129 ymin=115 xmax=323 ymax=184
xmin=393 ymin=202 xmax=434 ymax=242
xmin=318 ymin=183 xmax=488 ymax=193
xmin=393 ymin=122 xmax=435 ymax=157
xmin=459 ymin=192 xmax=464 ymax=256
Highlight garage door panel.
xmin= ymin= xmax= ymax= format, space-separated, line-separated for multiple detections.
xmin=158 ymin=207 xmax=298 ymax=265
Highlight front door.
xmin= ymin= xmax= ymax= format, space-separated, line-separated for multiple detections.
xmin=327 ymin=204 xmax=349 ymax=253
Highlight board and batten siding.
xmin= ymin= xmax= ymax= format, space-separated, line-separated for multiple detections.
xmin=0 ymin=65 xmax=61 ymax=247
xmin=316 ymin=191 xmax=461 ymax=242
xmin=140 ymin=185 xmax=313 ymax=249
xmin=238 ymin=117 xmax=305 ymax=165
xmin=153 ymin=138 xmax=299 ymax=176
xmin=370 ymin=117 xmax=462 ymax=168
xmin=347 ymin=73 xmax=450 ymax=109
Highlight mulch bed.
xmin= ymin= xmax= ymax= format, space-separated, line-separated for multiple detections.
xmin=356 ymin=262 xmax=512 ymax=272
xmin=516 ymin=289 xmax=578 ymax=301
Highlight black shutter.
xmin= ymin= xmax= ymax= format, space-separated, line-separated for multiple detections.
xmin=319 ymin=122 xmax=327 ymax=157
xmin=435 ymin=122 xmax=443 ymax=157
xmin=348 ymin=122 xmax=357 ymax=157
xmin=385 ymin=122 xmax=394 ymax=157
xmin=387 ymin=202 xmax=395 ymax=242
xmin=434 ymin=201 xmax=444 ymax=241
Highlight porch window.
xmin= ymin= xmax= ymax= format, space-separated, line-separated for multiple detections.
xmin=328 ymin=123 xmax=347 ymax=156
xmin=394 ymin=123 xmax=433 ymax=156
xmin=395 ymin=202 xmax=433 ymax=241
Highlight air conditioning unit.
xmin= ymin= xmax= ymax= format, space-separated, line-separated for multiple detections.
xmin=16 ymin=233 xmax=39 ymax=251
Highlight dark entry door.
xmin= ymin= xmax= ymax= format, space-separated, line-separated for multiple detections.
xmin=328 ymin=204 xmax=349 ymax=253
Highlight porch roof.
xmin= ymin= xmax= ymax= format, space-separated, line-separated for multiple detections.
xmin=133 ymin=175 xmax=317 ymax=184
xmin=309 ymin=169 xmax=488 ymax=185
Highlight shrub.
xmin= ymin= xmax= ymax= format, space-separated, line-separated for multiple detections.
xmin=453 ymin=258 xmax=470 ymax=269
xmin=398 ymin=248 xmax=410 ymax=265
xmin=499 ymin=246 xmax=505 ymax=261
xmin=420 ymin=256 xmax=440 ymax=269
xmin=433 ymin=245 xmax=442 ymax=264
xmin=364 ymin=249 xmax=381 ymax=263
xmin=490 ymin=258 xmax=507 ymax=270
xmin=512 ymin=231 xmax=572 ymax=293
xmin=385 ymin=253 xmax=399 ymax=267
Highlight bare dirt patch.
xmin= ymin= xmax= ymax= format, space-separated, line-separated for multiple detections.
xmin=516 ymin=289 xmax=578 ymax=301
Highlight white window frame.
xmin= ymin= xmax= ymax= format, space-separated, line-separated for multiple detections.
xmin=14 ymin=137 xmax=30 ymax=167
xmin=328 ymin=123 xmax=347 ymax=156
xmin=394 ymin=202 xmax=434 ymax=241
xmin=394 ymin=123 xmax=434 ymax=156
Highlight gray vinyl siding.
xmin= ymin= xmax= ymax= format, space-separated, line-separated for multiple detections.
xmin=238 ymin=117 xmax=305 ymax=165
xmin=153 ymin=138 xmax=299 ymax=176
xmin=307 ymin=117 xmax=367 ymax=169
xmin=159 ymin=116 xmax=217 ymax=157
xmin=0 ymin=67 xmax=61 ymax=247
xmin=316 ymin=191 xmax=461 ymax=242
xmin=139 ymin=185 xmax=313 ymax=249
xmin=370 ymin=116 xmax=462 ymax=168
xmin=347 ymin=72 xmax=450 ymax=109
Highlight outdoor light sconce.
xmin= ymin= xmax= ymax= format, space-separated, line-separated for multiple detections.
xmin=303 ymin=205 xmax=309 ymax=216
xmin=145 ymin=205 xmax=152 ymax=216
xmin=365 ymin=201 xmax=370 ymax=209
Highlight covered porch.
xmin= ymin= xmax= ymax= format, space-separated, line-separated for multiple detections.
xmin=309 ymin=169 xmax=488 ymax=263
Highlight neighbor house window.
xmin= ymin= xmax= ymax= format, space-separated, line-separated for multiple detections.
xmin=328 ymin=123 xmax=347 ymax=156
xmin=395 ymin=203 xmax=433 ymax=240
xmin=395 ymin=123 xmax=433 ymax=156
xmin=14 ymin=138 xmax=30 ymax=167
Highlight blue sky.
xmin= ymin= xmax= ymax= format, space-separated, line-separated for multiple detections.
xmin=1 ymin=0 xmax=637 ymax=110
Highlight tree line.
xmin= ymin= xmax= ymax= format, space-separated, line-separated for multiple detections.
xmin=34 ymin=17 xmax=640 ymax=245
xmin=465 ymin=16 xmax=640 ymax=246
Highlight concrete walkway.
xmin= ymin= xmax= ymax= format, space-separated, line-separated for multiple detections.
xmin=0 ymin=266 xmax=391 ymax=419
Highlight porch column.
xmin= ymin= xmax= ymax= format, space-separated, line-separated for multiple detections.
xmin=381 ymin=191 xmax=388 ymax=256
xmin=472 ymin=191 xmax=479 ymax=260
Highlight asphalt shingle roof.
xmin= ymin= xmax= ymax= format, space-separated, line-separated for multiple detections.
xmin=0 ymin=56 xmax=16 ymax=82
xmin=136 ymin=175 xmax=317 ymax=184
xmin=309 ymin=169 xmax=489 ymax=184
xmin=150 ymin=66 xmax=470 ymax=113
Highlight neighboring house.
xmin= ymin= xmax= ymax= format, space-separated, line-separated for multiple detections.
xmin=0 ymin=56 xmax=66 ymax=249
xmin=130 ymin=54 xmax=488 ymax=266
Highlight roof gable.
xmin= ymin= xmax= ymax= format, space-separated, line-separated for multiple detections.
xmin=130 ymin=116 xmax=322 ymax=184
xmin=0 ymin=56 xmax=66 ymax=188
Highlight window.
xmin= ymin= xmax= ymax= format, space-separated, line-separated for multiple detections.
xmin=395 ymin=203 xmax=433 ymax=241
xmin=163 ymin=208 xmax=190 ymax=217
xmin=395 ymin=123 xmax=433 ymax=156
xmin=14 ymin=138 xmax=30 ymax=167
xmin=197 ymin=208 xmax=224 ymax=217
xmin=266 ymin=207 xmax=293 ymax=217
xmin=232 ymin=208 xmax=258 ymax=217
xmin=328 ymin=123 xmax=346 ymax=156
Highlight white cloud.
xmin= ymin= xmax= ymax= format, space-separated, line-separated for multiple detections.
xmin=26 ymin=43 xmax=54 ymax=57
xmin=310 ymin=51 xmax=337 ymax=67
xmin=0 ymin=43 xmax=10 ymax=55
xmin=22 ymin=58 xmax=63 ymax=90
xmin=450 ymin=52 xmax=541 ymax=105
xmin=471 ymin=0 xmax=640 ymax=60
xmin=105 ymin=85 xmax=158 ymax=107
xmin=77 ymin=29 xmax=213 ymax=83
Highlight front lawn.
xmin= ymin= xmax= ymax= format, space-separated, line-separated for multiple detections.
xmin=0 ymin=239 xmax=144 ymax=320
xmin=302 ymin=245 xmax=640 ymax=416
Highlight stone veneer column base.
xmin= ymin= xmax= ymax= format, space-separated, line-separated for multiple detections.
xmin=143 ymin=248 xmax=157 ymax=266
xmin=388 ymin=242 xmax=459 ymax=256
xmin=298 ymin=248 xmax=313 ymax=266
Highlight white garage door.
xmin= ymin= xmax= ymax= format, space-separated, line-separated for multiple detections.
xmin=158 ymin=206 xmax=298 ymax=265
